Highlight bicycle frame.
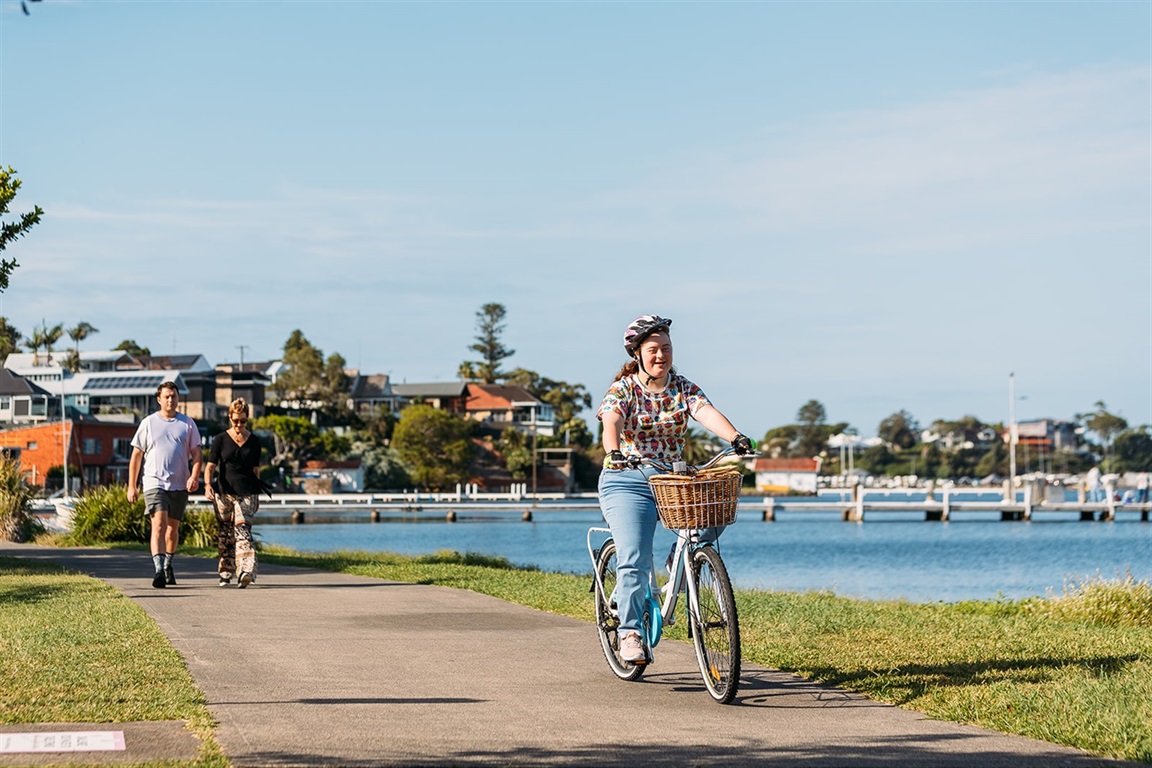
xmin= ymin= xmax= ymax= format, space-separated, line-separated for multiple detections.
xmin=586 ymin=523 xmax=703 ymax=641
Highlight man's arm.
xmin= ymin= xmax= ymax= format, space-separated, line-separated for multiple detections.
xmin=126 ymin=447 xmax=144 ymax=504
xmin=186 ymin=444 xmax=202 ymax=493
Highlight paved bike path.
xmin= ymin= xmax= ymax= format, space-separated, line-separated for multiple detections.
xmin=0 ymin=542 xmax=1133 ymax=767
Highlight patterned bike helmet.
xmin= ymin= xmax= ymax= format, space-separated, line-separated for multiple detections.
xmin=623 ymin=315 xmax=673 ymax=357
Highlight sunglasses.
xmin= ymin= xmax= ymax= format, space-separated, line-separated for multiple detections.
xmin=231 ymin=418 xmax=248 ymax=425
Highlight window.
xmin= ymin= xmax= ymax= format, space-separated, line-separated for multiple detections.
xmin=0 ymin=396 xmax=9 ymax=410
xmin=26 ymin=441 xmax=37 ymax=449
xmin=113 ymin=438 xmax=132 ymax=461
xmin=82 ymin=438 xmax=101 ymax=455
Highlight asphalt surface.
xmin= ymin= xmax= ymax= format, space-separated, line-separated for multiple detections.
xmin=0 ymin=541 xmax=1137 ymax=767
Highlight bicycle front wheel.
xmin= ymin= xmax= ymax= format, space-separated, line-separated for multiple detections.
xmin=594 ymin=539 xmax=645 ymax=681
xmin=689 ymin=546 xmax=741 ymax=703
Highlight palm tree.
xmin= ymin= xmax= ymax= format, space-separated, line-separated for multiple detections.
xmin=65 ymin=321 xmax=98 ymax=372
xmin=42 ymin=323 xmax=63 ymax=363
xmin=23 ymin=327 xmax=46 ymax=366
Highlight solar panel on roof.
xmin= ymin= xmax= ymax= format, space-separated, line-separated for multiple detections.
xmin=83 ymin=375 xmax=165 ymax=391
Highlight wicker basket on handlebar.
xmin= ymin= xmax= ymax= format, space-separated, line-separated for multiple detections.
xmin=649 ymin=467 xmax=743 ymax=529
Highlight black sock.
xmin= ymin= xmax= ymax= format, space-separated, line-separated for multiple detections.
xmin=152 ymin=554 xmax=165 ymax=573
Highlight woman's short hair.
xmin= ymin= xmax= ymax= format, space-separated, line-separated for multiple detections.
xmin=229 ymin=398 xmax=249 ymax=418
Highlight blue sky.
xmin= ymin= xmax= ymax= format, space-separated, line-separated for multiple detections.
xmin=1 ymin=1 xmax=1148 ymax=440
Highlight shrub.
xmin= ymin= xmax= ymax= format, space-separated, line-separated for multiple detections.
xmin=67 ymin=486 xmax=219 ymax=548
xmin=0 ymin=456 xmax=38 ymax=542
xmin=65 ymin=485 xmax=148 ymax=545
xmin=180 ymin=508 xmax=218 ymax=549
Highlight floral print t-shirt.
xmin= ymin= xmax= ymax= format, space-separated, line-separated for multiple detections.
xmin=597 ymin=373 xmax=712 ymax=461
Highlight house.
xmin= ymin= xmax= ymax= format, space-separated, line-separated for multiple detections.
xmin=463 ymin=383 xmax=556 ymax=437
xmin=0 ymin=419 xmax=139 ymax=489
xmin=752 ymin=457 xmax=822 ymax=495
xmin=131 ymin=354 xmax=218 ymax=421
xmin=347 ymin=373 xmax=397 ymax=416
xmin=298 ymin=459 xmax=364 ymax=493
xmin=1006 ymin=419 xmax=1079 ymax=452
xmin=214 ymin=362 xmax=272 ymax=418
xmin=55 ymin=370 xmax=189 ymax=422
xmin=391 ymin=382 xmax=469 ymax=414
xmin=0 ymin=367 xmax=56 ymax=426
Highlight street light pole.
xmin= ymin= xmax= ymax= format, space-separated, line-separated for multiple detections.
xmin=1008 ymin=372 xmax=1017 ymax=491
xmin=531 ymin=404 xmax=538 ymax=507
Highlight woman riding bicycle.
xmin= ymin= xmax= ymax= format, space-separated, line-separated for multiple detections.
xmin=597 ymin=314 xmax=754 ymax=664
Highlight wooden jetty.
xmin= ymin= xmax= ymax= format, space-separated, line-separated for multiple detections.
xmin=761 ymin=488 xmax=1151 ymax=523
xmin=180 ymin=487 xmax=1149 ymax=524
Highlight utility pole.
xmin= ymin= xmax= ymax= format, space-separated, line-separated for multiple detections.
xmin=1008 ymin=373 xmax=1017 ymax=491
xmin=236 ymin=345 xmax=248 ymax=367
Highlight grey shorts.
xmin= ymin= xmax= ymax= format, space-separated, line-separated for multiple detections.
xmin=143 ymin=488 xmax=189 ymax=521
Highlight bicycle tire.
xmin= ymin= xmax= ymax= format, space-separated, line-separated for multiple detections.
xmin=689 ymin=545 xmax=741 ymax=703
xmin=594 ymin=539 xmax=645 ymax=681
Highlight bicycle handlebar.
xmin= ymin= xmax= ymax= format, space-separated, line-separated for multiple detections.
xmin=615 ymin=446 xmax=760 ymax=475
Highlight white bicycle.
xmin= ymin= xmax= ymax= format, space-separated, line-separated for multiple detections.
xmin=587 ymin=448 xmax=751 ymax=704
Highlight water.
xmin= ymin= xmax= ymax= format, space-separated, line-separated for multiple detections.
xmin=253 ymin=502 xmax=1151 ymax=603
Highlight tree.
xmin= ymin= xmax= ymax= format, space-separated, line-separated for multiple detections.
xmin=272 ymin=330 xmax=325 ymax=404
xmin=42 ymin=323 xmax=63 ymax=363
xmin=1110 ymin=428 xmax=1152 ymax=474
xmin=498 ymin=426 xmax=533 ymax=480
xmin=22 ymin=326 xmax=46 ymax=366
xmin=0 ymin=318 xmax=20 ymax=362
xmin=64 ymin=321 xmax=99 ymax=372
xmin=795 ymin=399 xmax=828 ymax=458
xmin=465 ymin=303 xmax=515 ymax=384
xmin=114 ymin=339 xmax=151 ymax=358
xmin=252 ymin=414 xmax=320 ymax=468
xmin=1077 ymin=401 xmax=1128 ymax=460
xmin=878 ymin=410 xmax=919 ymax=450
xmin=0 ymin=167 xmax=44 ymax=294
xmin=392 ymin=404 xmax=476 ymax=490
xmin=320 ymin=352 xmax=352 ymax=421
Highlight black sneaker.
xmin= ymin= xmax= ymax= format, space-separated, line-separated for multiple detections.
xmin=165 ymin=566 xmax=176 ymax=586
xmin=238 ymin=571 xmax=252 ymax=589
xmin=218 ymin=576 xmax=231 ymax=588
xmin=151 ymin=572 xmax=166 ymax=589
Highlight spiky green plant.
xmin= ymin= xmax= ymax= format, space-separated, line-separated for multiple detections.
xmin=0 ymin=455 xmax=37 ymax=542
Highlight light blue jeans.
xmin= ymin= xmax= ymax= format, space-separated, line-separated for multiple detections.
xmin=598 ymin=466 xmax=660 ymax=637
xmin=599 ymin=466 xmax=725 ymax=638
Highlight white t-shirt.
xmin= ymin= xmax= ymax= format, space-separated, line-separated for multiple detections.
xmin=131 ymin=412 xmax=201 ymax=491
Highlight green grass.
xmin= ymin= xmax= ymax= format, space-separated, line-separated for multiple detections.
xmin=3 ymin=545 xmax=1150 ymax=765
xmin=0 ymin=556 xmax=228 ymax=768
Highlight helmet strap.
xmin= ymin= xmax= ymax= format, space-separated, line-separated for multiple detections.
xmin=636 ymin=355 xmax=662 ymax=388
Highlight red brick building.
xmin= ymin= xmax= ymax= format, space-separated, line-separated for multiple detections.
xmin=0 ymin=420 xmax=139 ymax=490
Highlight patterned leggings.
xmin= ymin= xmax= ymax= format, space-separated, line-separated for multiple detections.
xmin=214 ymin=493 xmax=258 ymax=579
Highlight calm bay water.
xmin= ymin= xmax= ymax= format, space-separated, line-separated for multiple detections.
xmin=253 ymin=502 xmax=1151 ymax=603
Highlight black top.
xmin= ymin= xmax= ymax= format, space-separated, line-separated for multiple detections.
xmin=207 ymin=432 xmax=263 ymax=496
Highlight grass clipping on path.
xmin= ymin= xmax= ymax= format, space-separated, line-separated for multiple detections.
xmin=259 ymin=546 xmax=1152 ymax=764
xmin=0 ymin=557 xmax=226 ymax=767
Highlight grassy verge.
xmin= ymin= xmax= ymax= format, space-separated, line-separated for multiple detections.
xmin=0 ymin=556 xmax=227 ymax=768
xmin=3 ymin=545 xmax=1149 ymax=764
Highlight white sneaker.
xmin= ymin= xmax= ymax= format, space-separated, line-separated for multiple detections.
xmin=619 ymin=632 xmax=647 ymax=664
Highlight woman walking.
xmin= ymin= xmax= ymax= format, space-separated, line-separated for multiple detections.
xmin=205 ymin=398 xmax=263 ymax=588
xmin=597 ymin=314 xmax=754 ymax=664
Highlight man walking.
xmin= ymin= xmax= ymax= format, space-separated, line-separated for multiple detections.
xmin=127 ymin=381 xmax=202 ymax=588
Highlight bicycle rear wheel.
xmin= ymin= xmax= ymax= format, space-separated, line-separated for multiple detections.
xmin=689 ymin=545 xmax=741 ymax=703
xmin=594 ymin=539 xmax=645 ymax=681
